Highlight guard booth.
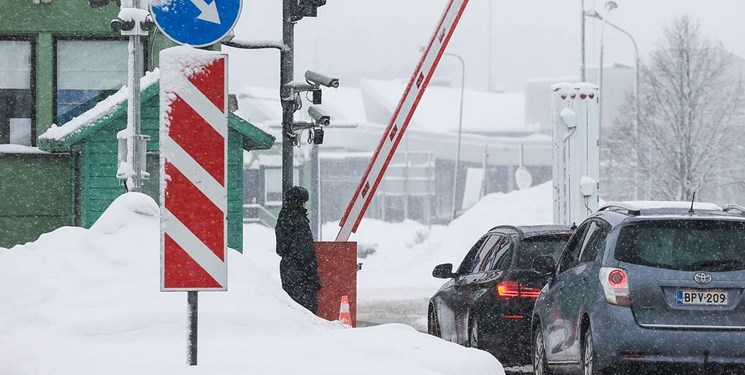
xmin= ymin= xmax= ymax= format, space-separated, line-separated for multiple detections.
xmin=316 ymin=241 xmax=358 ymax=327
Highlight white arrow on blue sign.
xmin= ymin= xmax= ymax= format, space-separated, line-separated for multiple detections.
xmin=151 ymin=0 xmax=242 ymax=47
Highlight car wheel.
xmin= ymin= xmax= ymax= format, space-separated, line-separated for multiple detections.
xmin=428 ymin=305 xmax=441 ymax=337
xmin=468 ymin=312 xmax=481 ymax=348
xmin=533 ymin=325 xmax=552 ymax=375
xmin=582 ymin=327 xmax=604 ymax=375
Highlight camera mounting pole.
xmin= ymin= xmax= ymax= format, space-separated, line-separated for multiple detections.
xmin=281 ymin=0 xmax=296 ymax=202
xmin=112 ymin=0 xmax=151 ymax=192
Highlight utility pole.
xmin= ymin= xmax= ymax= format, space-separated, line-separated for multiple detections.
xmin=281 ymin=0 xmax=296 ymax=198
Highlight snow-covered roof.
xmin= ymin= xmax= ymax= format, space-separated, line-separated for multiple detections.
xmin=361 ymin=79 xmax=534 ymax=135
xmin=39 ymin=69 xmax=160 ymax=142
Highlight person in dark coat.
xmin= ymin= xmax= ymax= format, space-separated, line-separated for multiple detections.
xmin=275 ymin=186 xmax=321 ymax=313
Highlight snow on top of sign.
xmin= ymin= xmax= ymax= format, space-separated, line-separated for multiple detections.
xmin=38 ymin=69 xmax=160 ymax=142
xmin=0 ymin=144 xmax=47 ymax=154
xmin=159 ymin=46 xmax=225 ymax=130
xmin=0 ymin=192 xmax=503 ymax=375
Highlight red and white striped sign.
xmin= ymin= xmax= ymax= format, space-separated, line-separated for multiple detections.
xmin=160 ymin=48 xmax=228 ymax=291
xmin=336 ymin=0 xmax=470 ymax=241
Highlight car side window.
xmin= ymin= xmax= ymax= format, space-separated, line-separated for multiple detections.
xmin=473 ymin=235 xmax=501 ymax=273
xmin=488 ymin=235 xmax=514 ymax=271
xmin=457 ymin=236 xmax=488 ymax=275
xmin=579 ymin=220 xmax=611 ymax=264
xmin=558 ymin=223 xmax=591 ymax=274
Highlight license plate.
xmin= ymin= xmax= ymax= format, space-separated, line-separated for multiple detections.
xmin=676 ymin=289 xmax=728 ymax=306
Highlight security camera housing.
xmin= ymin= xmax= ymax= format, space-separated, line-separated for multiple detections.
xmin=111 ymin=18 xmax=135 ymax=32
xmin=305 ymin=71 xmax=339 ymax=88
xmin=308 ymin=106 xmax=331 ymax=126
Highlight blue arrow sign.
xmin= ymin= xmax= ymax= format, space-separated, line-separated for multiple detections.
xmin=151 ymin=0 xmax=242 ymax=47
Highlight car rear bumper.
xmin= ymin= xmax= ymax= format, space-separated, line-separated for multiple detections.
xmin=592 ymin=304 xmax=745 ymax=368
xmin=482 ymin=317 xmax=532 ymax=365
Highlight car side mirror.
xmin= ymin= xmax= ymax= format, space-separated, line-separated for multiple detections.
xmin=533 ymin=256 xmax=556 ymax=276
xmin=432 ymin=263 xmax=455 ymax=279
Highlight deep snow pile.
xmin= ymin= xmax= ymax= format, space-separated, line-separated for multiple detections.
xmin=0 ymin=193 xmax=502 ymax=375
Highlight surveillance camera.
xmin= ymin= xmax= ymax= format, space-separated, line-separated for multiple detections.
xmin=140 ymin=16 xmax=155 ymax=32
xmin=305 ymin=71 xmax=340 ymax=89
xmin=308 ymin=106 xmax=331 ymax=126
xmin=110 ymin=17 xmax=135 ymax=32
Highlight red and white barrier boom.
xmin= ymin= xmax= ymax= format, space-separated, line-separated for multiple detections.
xmin=160 ymin=47 xmax=228 ymax=291
xmin=336 ymin=0 xmax=470 ymax=241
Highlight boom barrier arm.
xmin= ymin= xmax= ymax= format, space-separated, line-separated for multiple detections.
xmin=336 ymin=0 xmax=470 ymax=241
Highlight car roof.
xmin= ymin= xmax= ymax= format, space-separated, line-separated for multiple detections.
xmin=488 ymin=224 xmax=573 ymax=239
xmin=595 ymin=201 xmax=745 ymax=225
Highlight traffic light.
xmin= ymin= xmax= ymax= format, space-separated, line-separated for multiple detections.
xmin=290 ymin=0 xmax=327 ymax=22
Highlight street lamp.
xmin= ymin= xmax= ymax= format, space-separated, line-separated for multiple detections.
xmin=445 ymin=52 xmax=466 ymax=222
xmin=420 ymin=47 xmax=465 ymax=221
xmin=596 ymin=1 xmax=617 ymax=134
xmin=586 ymin=4 xmax=641 ymax=199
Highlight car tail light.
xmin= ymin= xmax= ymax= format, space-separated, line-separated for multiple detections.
xmin=599 ymin=267 xmax=631 ymax=306
xmin=496 ymin=281 xmax=542 ymax=300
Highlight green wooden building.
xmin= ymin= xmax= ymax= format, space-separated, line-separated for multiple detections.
xmin=0 ymin=1 xmax=274 ymax=249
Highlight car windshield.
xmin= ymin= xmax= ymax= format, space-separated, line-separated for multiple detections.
xmin=615 ymin=219 xmax=745 ymax=271
xmin=515 ymin=234 xmax=571 ymax=269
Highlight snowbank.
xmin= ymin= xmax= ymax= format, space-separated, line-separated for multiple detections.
xmin=0 ymin=193 xmax=503 ymax=375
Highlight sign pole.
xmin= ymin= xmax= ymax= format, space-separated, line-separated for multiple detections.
xmin=187 ymin=291 xmax=198 ymax=366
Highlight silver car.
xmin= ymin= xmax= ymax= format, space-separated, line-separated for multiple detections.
xmin=531 ymin=202 xmax=745 ymax=375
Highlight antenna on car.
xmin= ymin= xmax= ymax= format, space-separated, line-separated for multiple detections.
xmin=689 ymin=192 xmax=696 ymax=213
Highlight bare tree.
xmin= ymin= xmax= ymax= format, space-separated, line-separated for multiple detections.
xmin=604 ymin=15 xmax=745 ymax=202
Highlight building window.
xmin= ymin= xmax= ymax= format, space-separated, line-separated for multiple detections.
xmin=0 ymin=39 xmax=34 ymax=146
xmin=55 ymin=38 xmax=142 ymax=125
xmin=264 ymin=168 xmax=299 ymax=206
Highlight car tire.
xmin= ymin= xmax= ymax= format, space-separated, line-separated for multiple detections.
xmin=533 ymin=324 xmax=553 ymax=375
xmin=428 ymin=304 xmax=441 ymax=337
xmin=582 ymin=327 xmax=605 ymax=375
xmin=468 ymin=312 xmax=482 ymax=348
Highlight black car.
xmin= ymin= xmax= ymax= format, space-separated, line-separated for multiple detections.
xmin=427 ymin=225 xmax=573 ymax=366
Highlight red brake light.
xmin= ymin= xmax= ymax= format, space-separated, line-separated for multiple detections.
xmin=608 ymin=269 xmax=627 ymax=288
xmin=496 ymin=281 xmax=541 ymax=299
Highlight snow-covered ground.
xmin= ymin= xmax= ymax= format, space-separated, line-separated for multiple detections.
xmin=0 ymin=193 xmax=503 ymax=375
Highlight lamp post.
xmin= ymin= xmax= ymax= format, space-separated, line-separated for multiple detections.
xmin=597 ymin=1 xmax=617 ymax=134
xmin=445 ymin=52 xmax=466 ymax=222
xmin=580 ymin=0 xmax=586 ymax=82
xmin=586 ymin=5 xmax=641 ymax=199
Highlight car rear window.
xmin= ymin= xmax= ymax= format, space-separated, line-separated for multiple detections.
xmin=615 ymin=219 xmax=745 ymax=271
xmin=515 ymin=234 xmax=571 ymax=269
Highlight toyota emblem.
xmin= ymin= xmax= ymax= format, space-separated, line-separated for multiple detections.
xmin=694 ymin=272 xmax=713 ymax=284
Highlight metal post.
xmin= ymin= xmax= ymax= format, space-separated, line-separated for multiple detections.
xmin=281 ymin=0 xmax=296 ymax=202
xmin=487 ymin=0 xmax=493 ymax=91
xmin=187 ymin=291 xmax=198 ymax=366
xmin=580 ymin=0 xmax=586 ymax=82
xmin=448 ymin=52 xmax=466 ymax=222
xmin=310 ymin=143 xmax=321 ymax=239
xmin=127 ymin=0 xmax=146 ymax=192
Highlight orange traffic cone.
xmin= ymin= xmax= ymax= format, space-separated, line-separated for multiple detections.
xmin=338 ymin=295 xmax=352 ymax=327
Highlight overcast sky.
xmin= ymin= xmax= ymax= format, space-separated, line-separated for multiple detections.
xmin=226 ymin=0 xmax=745 ymax=93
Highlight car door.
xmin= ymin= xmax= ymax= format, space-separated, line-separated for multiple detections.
xmin=451 ymin=234 xmax=504 ymax=344
xmin=560 ymin=219 xmax=610 ymax=362
xmin=436 ymin=235 xmax=490 ymax=343
xmin=540 ymin=222 xmax=590 ymax=363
